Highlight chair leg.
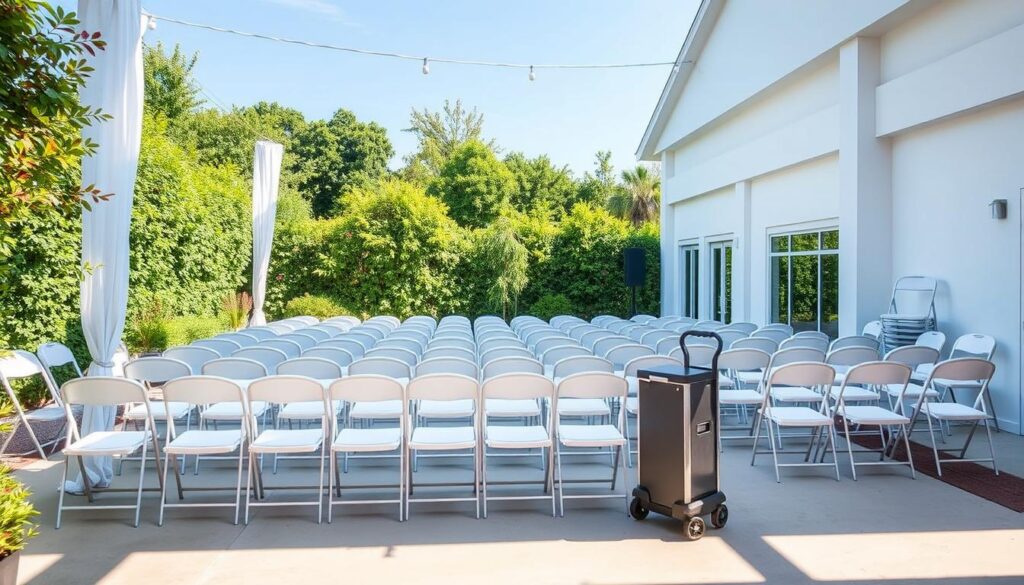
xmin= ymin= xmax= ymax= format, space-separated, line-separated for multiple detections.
xmin=473 ymin=446 xmax=480 ymax=520
xmin=766 ymin=420 xmax=781 ymax=483
xmin=546 ymin=444 xmax=556 ymax=518
xmin=750 ymin=414 xmax=764 ymax=466
xmin=317 ymin=445 xmax=325 ymax=524
xmin=158 ymin=447 xmax=171 ymax=527
xmin=481 ymin=446 xmax=488 ymax=519
xmin=983 ymin=419 xmax=999 ymax=475
xmin=244 ymin=451 xmax=254 ymax=525
xmin=56 ymin=458 xmax=68 ymax=529
xmin=843 ymin=418 xmax=857 ymax=481
xmin=924 ymin=414 xmax=942 ymax=477
xmin=133 ymin=443 xmax=148 ymax=528
xmin=234 ymin=446 xmax=244 ymax=526
xmin=398 ymin=446 xmax=405 ymax=522
xmin=620 ymin=443 xmax=629 ymax=516
xmin=327 ymin=451 xmax=336 ymax=524
xmin=828 ymin=425 xmax=841 ymax=481
xmin=900 ymin=424 xmax=916 ymax=479
xmin=555 ymin=441 xmax=565 ymax=517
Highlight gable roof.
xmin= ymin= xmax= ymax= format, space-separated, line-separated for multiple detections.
xmin=636 ymin=0 xmax=724 ymax=161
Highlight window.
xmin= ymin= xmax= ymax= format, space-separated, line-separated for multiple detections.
xmin=710 ymin=241 xmax=732 ymax=324
xmin=680 ymin=244 xmax=699 ymax=318
xmin=769 ymin=229 xmax=839 ymax=337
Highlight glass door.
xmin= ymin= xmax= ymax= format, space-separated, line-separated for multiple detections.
xmin=710 ymin=241 xmax=732 ymax=324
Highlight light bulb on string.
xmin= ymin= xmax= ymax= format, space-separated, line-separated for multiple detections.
xmin=147 ymin=15 xmax=157 ymax=30
xmin=528 ymin=65 xmax=536 ymax=81
xmin=422 ymin=58 xmax=430 ymax=75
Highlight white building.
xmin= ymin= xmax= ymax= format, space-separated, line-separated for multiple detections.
xmin=639 ymin=0 xmax=1024 ymax=434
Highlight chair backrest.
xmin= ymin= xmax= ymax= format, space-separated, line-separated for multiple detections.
xmin=923 ymin=358 xmax=996 ymax=404
xmin=162 ymin=346 xmax=220 ymax=375
xmin=429 ymin=336 xmax=476 ymax=352
xmin=248 ymin=375 xmax=328 ymax=408
xmin=328 ymin=375 xmax=405 ymax=407
xmin=657 ymin=336 xmax=682 ymax=355
xmin=640 ymin=330 xmax=676 ymax=348
xmin=631 ymin=314 xmax=657 ymax=324
xmin=325 ymin=315 xmax=362 ymax=327
xmin=62 ymin=376 xmax=148 ymax=409
xmin=434 ymin=327 xmax=473 ymax=340
xmin=540 ymin=345 xmax=590 ymax=366
xmin=162 ymin=376 xmax=245 ymax=409
xmin=233 ymin=347 xmax=289 ymax=371
xmin=36 ymin=342 xmax=83 ymax=377
xmin=301 ymin=347 xmax=354 ymax=368
xmin=751 ymin=328 xmax=790 ymax=345
xmin=376 ymin=338 xmax=424 ymax=356
xmin=914 ymin=331 xmax=946 ymax=354
xmin=825 ymin=346 xmax=880 ymax=368
xmin=258 ymin=339 xmax=302 ymax=359
xmin=217 ymin=333 xmax=258 ymax=348
xmin=603 ymin=344 xmax=655 ymax=369
xmin=478 ymin=338 xmax=524 ymax=355
xmin=347 ymin=356 xmax=411 ymax=379
xmin=201 ymin=357 xmax=268 ymax=379
xmin=480 ymin=346 xmax=534 ymax=365
xmin=763 ymin=322 xmax=794 ymax=335
xmin=415 ymin=357 xmax=478 ymax=379
xmin=524 ymin=329 xmax=561 ymax=347
xmin=730 ymin=336 xmax=778 ymax=354
xmin=676 ymin=345 xmax=719 ymax=368
xmin=351 ymin=326 xmax=385 ymax=341
xmin=240 ymin=327 xmax=277 ymax=341
xmin=580 ymin=330 xmax=614 ymax=349
xmin=766 ymin=362 xmax=836 ymax=393
xmin=482 ymin=356 xmax=544 ymax=380
xmin=276 ymin=357 xmax=343 ymax=378
xmin=321 ymin=338 xmax=367 ymax=358
xmin=836 ymin=362 xmax=912 ymax=404
xmin=482 ymin=373 xmax=554 ymax=406
xmin=124 ymin=357 xmax=191 ymax=385
xmin=391 ymin=330 xmax=429 ymax=348
xmin=622 ymin=355 xmax=681 ymax=378
xmin=533 ymin=336 xmax=578 ymax=355
xmin=829 ymin=335 xmax=880 ymax=352
xmin=552 ymin=355 xmax=614 ymax=379
xmin=314 ymin=324 xmax=348 ymax=337
xmin=364 ymin=346 xmax=418 ymax=366
xmin=1 ymin=350 xmax=61 ymax=405
xmin=192 ymin=338 xmax=241 ymax=357
xmin=718 ymin=348 xmax=771 ymax=373
xmin=779 ymin=336 xmax=829 ymax=352
xmin=714 ymin=329 xmax=748 ymax=350
xmin=345 ymin=331 xmax=379 ymax=348
xmin=793 ymin=330 xmax=829 ymax=341
xmin=592 ymin=336 xmax=633 ymax=357
xmin=591 ymin=315 xmax=617 ymax=327
xmin=567 ymin=324 xmax=598 ymax=340
xmin=279 ymin=333 xmax=317 ymax=351
xmin=557 ymin=372 xmax=627 ymax=400
xmin=407 ymin=373 xmax=479 ymax=402
xmin=726 ymin=322 xmax=758 ymax=334
xmin=422 ymin=346 xmax=477 ymax=363
xmin=862 ymin=320 xmax=883 ymax=339
xmin=884 ymin=345 xmax=939 ymax=368
xmin=950 ymin=334 xmax=996 ymax=360
xmin=296 ymin=328 xmax=330 ymax=342
xmin=769 ymin=347 xmax=826 ymax=368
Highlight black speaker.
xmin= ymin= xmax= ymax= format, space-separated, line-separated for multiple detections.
xmin=624 ymin=247 xmax=646 ymax=287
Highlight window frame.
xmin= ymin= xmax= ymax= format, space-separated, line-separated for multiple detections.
xmin=679 ymin=242 xmax=700 ymax=319
xmin=766 ymin=226 xmax=839 ymax=335
xmin=708 ymin=238 xmax=733 ymax=324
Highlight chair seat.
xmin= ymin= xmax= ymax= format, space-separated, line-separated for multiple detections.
xmin=720 ymin=389 xmax=763 ymax=405
xmin=837 ymin=406 xmax=910 ymax=426
xmin=764 ymin=406 xmax=832 ymax=427
xmin=278 ymin=401 xmax=342 ymax=420
xmin=125 ymin=401 xmax=191 ymax=421
xmin=166 ymin=430 xmax=243 ymax=455
xmin=829 ymin=385 xmax=880 ymax=402
xmin=557 ymin=398 xmax=610 ymax=417
xmin=65 ymin=431 xmax=150 ymax=456
xmin=485 ymin=425 xmax=551 ymax=449
xmin=919 ymin=402 xmax=992 ymax=421
xmin=409 ymin=426 xmax=476 ymax=450
xmin=886 ymin=383 xmax=939 ymax=399
xmin=333 ymin=427 xmax=402 ymax=452
xmin=485 ymin=398 xmax=541 ymax=418
xmin=250 ymin=429 xmax=324 ymax=453
xmin=718 ymin=374 xmax=734 ymax=389
xmin=349 ymin=400 xmax=403 ymax=419
xmin=771 ymin=387 xmax=823 ymax=403
xmin=558 ymin=424 xmax=625 ymax=447
xmin=735 ymin=370 xmax=764 ymax=385
xmin=418 ymin=399 xmax=474 ymax=419
xmin=24 ymin=405 xmax=68 ymax=422
xmin=203 ymin=401 xmax=267 ymax=421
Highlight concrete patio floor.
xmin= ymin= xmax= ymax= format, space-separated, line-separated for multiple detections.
xmin=12 ymin=431 xmax=1024 ymax=585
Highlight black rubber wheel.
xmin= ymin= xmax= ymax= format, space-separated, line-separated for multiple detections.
xmin=684 ymin=516 xmax=706 ymax=541
xmin=710 ymin=504 xmax=728 ymax=529
xmin=629 ymin=497 xmax=649 ymax=520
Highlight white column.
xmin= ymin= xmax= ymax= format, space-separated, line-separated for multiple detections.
xmin=733 ymin=180 xmax=752 ymax=322
xmin=838 ymin=37 xmax=892 ymax=336
xmin=659 ymin=151 xmax=676 ymax=316
xmin=250 ymin=141 xmax=284 ymax=327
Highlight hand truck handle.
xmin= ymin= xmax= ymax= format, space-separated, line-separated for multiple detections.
xmin=679 ymin=330 xmax=724 ymax=373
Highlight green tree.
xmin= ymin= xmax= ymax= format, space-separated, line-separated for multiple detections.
xmin=574 ymin=150 xmax=619 ymax=209
xmin=403 ymin=99 xmax=495 ymax=179
xmin=504 ymin=152 xmax=577 ymax=214
xmin=1 ymin=1 xmax=108 ymax=254
xmin=142 ymin=42 xmax=202 ymax=121
xmin=427 ymin=140 xmax=515 ymax=228
xmin=608 ymin=164 xmax=661 ymax=226
xmin=292 ymin=108 xmax=393 ymax=217
xmin=476 ymin=217 xmax=529 ymax=319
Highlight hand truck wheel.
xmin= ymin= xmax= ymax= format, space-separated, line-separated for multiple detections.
xmin=629 ymin=497 xmax=649 ymax=520
xmin=684 ymin=516 xmax=706 ymax=541
xmin=710 ymin=504 xmax=728 ymax=529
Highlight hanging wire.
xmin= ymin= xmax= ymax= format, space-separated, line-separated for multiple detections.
xmin=144 ymin=12 xmax=679 ymax=71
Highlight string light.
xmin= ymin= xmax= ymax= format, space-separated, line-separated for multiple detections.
xmin=143 ymin=12 xmax=681 ymax=76
xmin=147 ymin=15 xmax=157 ymax=30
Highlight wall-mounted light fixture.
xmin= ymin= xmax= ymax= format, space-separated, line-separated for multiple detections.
xmin=990 ymin=199 xmax=1008 ymax=220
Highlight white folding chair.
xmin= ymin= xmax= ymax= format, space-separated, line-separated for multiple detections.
xmin=257 ymin=339 xmax=301 ymax=360
xmin=533 ymin=336 xmax=578 ymax=356
xmin=196 ymin=358 xmax=270 ymax=474
xmin=345 ymin=331 xmax=379 ymax=350
xmin=481 ymin=356 xmax=544 ymax=380
xmin=779 ymin=336 xmax=829 ymax=352
xmin=726 ymin=322 xmax=758 ymax=335
xmin=122 ymin=358 xmax=193 ymax=474
xmin=301 ymin=347 xmax=354 ymax=369
xmin=918 ymin=334 xmax=998 ymax=430
xmin=883 ymin=346 xmax=941 ymax=411
xmin=423 ymin=346 xmax=476 ymax=363
xmin=730 ymin=336 xmax=777 ymax=354
xmin=554 ymin=372 xmax=629 ymax=516
xmin=245 ymin=375 xmax=330 ymax=524
xmin=192 ymin=338 xmax=240 ymax=357
xmin=240 ymin=327 xmax=277 ymax=341
xmin=327 ymin=376 xmax=406 ymax=522
xmin=217 ymin=333 xmax=257 ymax=348
xmin=159 ymin=376 xmax=248 ymax=525
xmin=751 ymin=328 xmax=789 ymax=345
xmin=346 ymin=358 xmax=411 ymax=427
xmin=0 ymin=350 xmax=68 ymax=458
xmin=428 ymin=337 xmax=476 ymax=353
xmin=234 ymin=346 xmax=289 ymax=372
xmin=36 ymin=341 xmax=84 ymax=387
xmin=377 ymin=338 xmax=424 ymax=357
xmin=717 ymin=348 xmax=772 ymax=445
xmin=57 ymin=377 xmax=167 ymax=528
xmin=365 ymin=346 xmax=418 ymax=367
xmin=751 ymin=363 xmax=840 ymax=483
xmin=321 ymin=338 xmax=367 ymax=359
xmin=405 ymin=374 xmax=480 ymax=519
xmin=829 ymin=335 xmax=881 ymax=352
xmin=603 ymin=344 xmax=655 ymax=370
xmin=592 ymin=336 xmax=632 ymax=357
xmin=162 ymin=346 xmax=220 ymax=375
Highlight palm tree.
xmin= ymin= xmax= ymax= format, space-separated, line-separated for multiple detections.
xmin=608 ymin=164 xmax=661 ymax=227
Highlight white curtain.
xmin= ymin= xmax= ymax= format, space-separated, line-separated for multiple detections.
xmin=70 ymin=0 xmax=144 ymax=492
xmin=249 ymin=141 xmax=284 ymax=326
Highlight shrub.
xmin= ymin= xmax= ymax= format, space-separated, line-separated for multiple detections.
xmin=529 ymin=294 xmax=574 ymax=322
xmin=0 ymin=404 xmax=38 ymax=557
xmin=164 ymin=316 xmax=227 ymax=347
xmin=426 ymin=140 xmax=515 ymax=228
xmin=282 ymin=294 xmax=348 ymax=320
xmin=221 ymin=292 xmax=252 ymax=330
xmin=125 ymin=296 xmax=170 ymax=354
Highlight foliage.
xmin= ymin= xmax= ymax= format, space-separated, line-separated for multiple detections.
xmin=164 ymin=316 xmax=226 ymax=348
xmin=574 ymin=150 xmax=619 ymax=210
xmin=475 ymin=217 xmax=529 ymax=319
xmin=292 ymin=109 xmax=393 ymax=217
xmin=222 ymin=292 xmax=252 ymax=330
xmin=143 ymin=42 xmax=202 ymax=121
xmin=0 ymin=416 xmax=38 ymax=556
xmin=609 ymin=164 xmax=661 ymax=226
xmin=528 ymin=294 xmax=574 ymax=322
xmin=125 ymin=296 xmax=169 ymax=354
xmin=1 ymin=1 xmax=108 ymax=261
xmin=403 ymin=99 xmax=495 ymax=179
xmin=504 ymin=152 xmax=577 ymax=215
xmin=282 ymin=294 xmax=348 ymax=320
xmin=427 ymin=140 xmax=515 ymax=228
xmin=125 ymin=312 xmax=227 ymax=354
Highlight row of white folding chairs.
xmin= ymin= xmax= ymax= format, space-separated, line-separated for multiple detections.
xmin=54 ymin=370 xmax=632 ymax=526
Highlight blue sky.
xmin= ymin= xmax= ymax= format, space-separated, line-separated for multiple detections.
xmin=65 ymin=0 xmax=700 ymax=175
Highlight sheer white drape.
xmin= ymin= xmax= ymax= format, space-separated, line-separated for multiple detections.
xmin=249 ymin=141 xmax=284 ymax=326
xmin=70 ymin=0 xmax=144 ymax=492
